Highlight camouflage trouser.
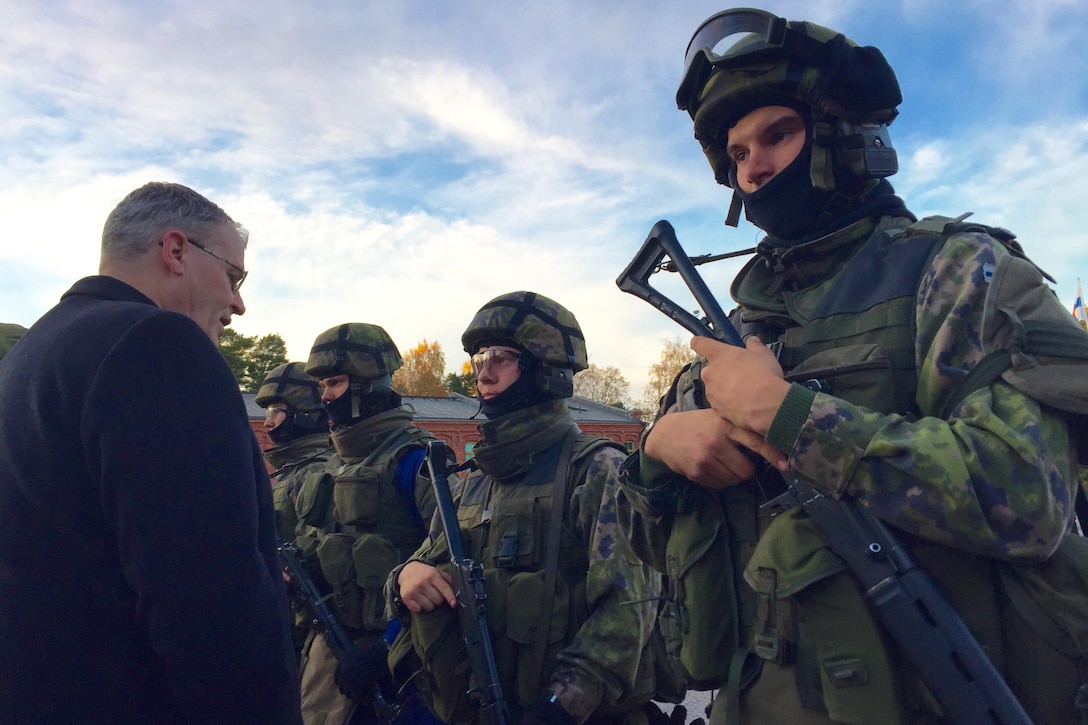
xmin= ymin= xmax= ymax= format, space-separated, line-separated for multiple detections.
xmin=300 ymin=631 xmax=357 ymax=725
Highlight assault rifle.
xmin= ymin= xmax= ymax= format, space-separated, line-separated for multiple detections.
xmin=277 ymin=537 xmax=397 ymax=724
xmin=617 ymin=220 xmax=1032 ymax=725
xmin=425 ymin=440 xmax=511 ymax=725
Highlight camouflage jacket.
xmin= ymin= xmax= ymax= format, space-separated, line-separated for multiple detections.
xmin=396 ymin=400 xmax=660 ymax=723
xmin=626 ymin=212 xmax=1079 ymax=564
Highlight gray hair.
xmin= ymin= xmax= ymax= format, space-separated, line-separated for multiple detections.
xmin=101 ymin=182 xmax=248 ymax=259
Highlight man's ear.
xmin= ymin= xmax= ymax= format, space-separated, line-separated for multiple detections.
xmin=160 ymin=229 xmax=187 ymax=277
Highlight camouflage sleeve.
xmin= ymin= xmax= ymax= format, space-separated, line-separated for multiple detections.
xmin=549 ymin=446 xmax=661 ymax=723
xmin=766 ymin=231 xmax=1078 ymax=561
xmin=615 ymin=362 xmax=705 ymax=572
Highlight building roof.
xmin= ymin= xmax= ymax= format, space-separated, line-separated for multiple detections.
xmin=241 ymin=391 xmax=642 ymax=424
xmin=242 ymin=393 xmax=265 ymax=419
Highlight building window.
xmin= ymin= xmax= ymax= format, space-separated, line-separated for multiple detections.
xmin=625 ymin=441 xmax=635 ymax=452
xmin=465 ymin=442 xmax=475 ymax=459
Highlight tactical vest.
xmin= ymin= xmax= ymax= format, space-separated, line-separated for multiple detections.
xmin=263 ymin=431 xmax=332 ymax=541
xmin=404 ymin=431 xmax=652 ymax=723
xmin=295 ymin=419 xmax=433 ymax=634
xmin=668 ymin=217 xmax=1088 ymax=724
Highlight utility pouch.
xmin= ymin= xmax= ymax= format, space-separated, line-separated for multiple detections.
xmin=783 ymin=342 xmax=910 ymax=417
xmin=746 ymin=510 xmax=907 ymax=725
xmin=352 ymin=533 xmax=400 ymax=632
xmin=665 ymin=485 xmax=755 ymax=689
xmin=487 ymin=496 xmax=545 ymax=571
xmin=316 ymin=532 xmax=364 ymax=630
xmin=272 ymin=478 xmax=300 ymax=540
xmin=333 ymin=467 xmax=382 ymax=528
xmin=502 ymin=569 xmax=571 ymax=706
xmin=295 ymin=471 xmax=334 ymax=528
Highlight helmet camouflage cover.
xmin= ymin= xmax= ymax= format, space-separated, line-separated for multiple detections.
xmin=305 ymin=323 xmax=403 ymax=380
xmin=461 ymin=290 xmax=587 ymax=373
xmin=254 ymin=362 xmax=323 ymax=412
xmin=679 ymin=8 xmax=901 ymax=191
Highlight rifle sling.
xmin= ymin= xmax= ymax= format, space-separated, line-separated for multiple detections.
xmin=526 ymin=426 xmax=581 ymax=693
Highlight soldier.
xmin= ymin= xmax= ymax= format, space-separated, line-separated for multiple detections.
xmin=389 ymin=291 xmax=662 ymax=725
xmin=297 ymin=323 xmax=440 ymax=725
xmin=618 ymin=8 xmax=1088 ymax=725
xmin=256 ymin=361 xmax=332 ymax=541
xmin=255 ymin=361 xmax=333 ymax=657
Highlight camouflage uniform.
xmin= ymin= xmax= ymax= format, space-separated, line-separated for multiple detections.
xmin=619 ymin=10 xmax=1087 ymax=724
xmin=620 ymin=212 xmax=1084 ymax=725
xmin=389 ymin=292 xmax=662 ymax=725
xmin=296 ymin=324 xmax=439 ymax=725
xmin=393 ymin=400 xmax=659 ymax=724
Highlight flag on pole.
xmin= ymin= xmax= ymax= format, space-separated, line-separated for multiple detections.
xmin=1074 ymin=278 xmax=1088 ymax=331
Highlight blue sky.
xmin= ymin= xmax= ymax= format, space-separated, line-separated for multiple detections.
xmin=3 ymin=0 xmax=1087 ymax=400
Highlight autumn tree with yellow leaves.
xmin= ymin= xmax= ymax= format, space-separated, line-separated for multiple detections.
xmin=574 ymin=363 xmax=632 ymax=409
xmin=640 ymin=337 xmax=697 ymax=421
xmin=391 ymin=339 xmax=449 ymax=396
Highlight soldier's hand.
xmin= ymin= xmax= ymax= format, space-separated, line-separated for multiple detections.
xmin=396 ymin=561 xmax=456 ymax=613
xmin=646 ymin=409 xmax=782 ymax=487
xmin=692 ymin=336 xmax=790 ymax=439
xmin=334 ymin=637 xmax=390 ymax=702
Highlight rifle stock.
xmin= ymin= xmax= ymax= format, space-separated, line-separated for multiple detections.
xmin=425 ymin=440 xmax=511 ymax=725
xmin=277 ymin=537 xmax=396 ymax=724
xmin=617 ymin=220 xmax=1031 ymax=725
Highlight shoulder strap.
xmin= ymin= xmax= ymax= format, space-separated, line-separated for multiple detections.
xmin=527 ymin=425 xmax=582 ymax=688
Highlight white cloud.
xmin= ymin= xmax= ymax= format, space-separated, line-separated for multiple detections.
xmin=2 ymin=1 xmax=1087 ymax=402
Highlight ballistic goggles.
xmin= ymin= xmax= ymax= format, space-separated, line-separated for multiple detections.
xmin=676 ymin=7 xmax=828 ymax=115
xmin=470 ymin=349 xmax=521 ymax=376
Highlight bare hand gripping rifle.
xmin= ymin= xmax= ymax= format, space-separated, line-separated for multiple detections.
xmin=277 ymin=537 xmax=397 ymax=724
xmin=425 ymin=440 xmax=512 ymax=725
xmin=617 ymin=220 xmax=1032 ymax=725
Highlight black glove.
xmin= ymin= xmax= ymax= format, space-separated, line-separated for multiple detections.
xmin=519 ymin=694 xmax=577 ymax=725
xmin=643 ymin=702 xmax=699 ymax=725
xmin=333 ymin=637 xmax=389 ymax=702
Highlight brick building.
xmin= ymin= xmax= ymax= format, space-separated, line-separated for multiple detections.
xmin=244 ymin=392 xmax=646 ymax=464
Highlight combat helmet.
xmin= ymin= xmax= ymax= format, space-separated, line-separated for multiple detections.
xmin=462 ymin=291 xmax=586 ymax=399
xmin=255 ymin=362 xmax=324 ymax=412
xmin=305 ymin=323 xmax=403 ymax=383
xmin=0 ymin=322 xmax=26 ymax=362
xmin=677 ymin=8 xmax=902 ymax=225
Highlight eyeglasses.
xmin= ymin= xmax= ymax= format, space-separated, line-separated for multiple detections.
xmin=189 ymin=237 xmax=248 ymax=292
xmin=265 ymin=406 xmax=288 ymax=421
xmin=470 ymin=349 xmax=521 ymax=376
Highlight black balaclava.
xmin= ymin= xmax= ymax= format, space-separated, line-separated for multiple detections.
xmin=324 ymin=377 xmax=402 ymax=429
xmin=729 ymin=105 xmax=909 ymax=245
xmin=478 ymin=351 xmax=549 ymax=420
xmin=268 ymin=407 xmax=329 ymax=445
xmin=735 ymin=137 xmax=841 ymax=242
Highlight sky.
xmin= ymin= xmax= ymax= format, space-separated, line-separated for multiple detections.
xmin=3 ymin=0 xmax=1087 ymax=402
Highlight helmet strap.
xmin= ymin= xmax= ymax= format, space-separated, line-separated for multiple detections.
xmin=725 ymin=189 xmax=743 ymax=227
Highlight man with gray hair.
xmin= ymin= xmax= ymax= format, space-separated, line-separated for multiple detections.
xmin=0 ymin=182 xmax=302 ymax=723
